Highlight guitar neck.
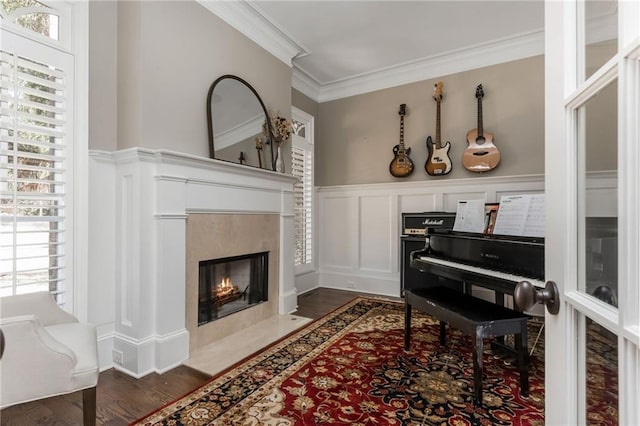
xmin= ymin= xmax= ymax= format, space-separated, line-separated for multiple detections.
xmin=399 ymin=115 xmax=405 ymax=150
xmin=435 ymin=100 xmax=442 ymax=149
xmin=477 ymin=97 xmax=484 ymax=138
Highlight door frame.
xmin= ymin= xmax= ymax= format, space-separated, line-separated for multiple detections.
xmin=544 ymin=1 xmax=640 ymax=424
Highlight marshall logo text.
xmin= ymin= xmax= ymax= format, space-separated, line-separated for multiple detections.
xmin=422 ymin=219 xmax=444 ymax=226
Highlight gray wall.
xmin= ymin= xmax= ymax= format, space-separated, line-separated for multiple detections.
xmin=89 ymin=1 xmax=291 ymax=158
xmin=89 ymin=1 xmax=118 ymax=151
xmin=292 ymin=89 xmax=319 ymax=119
xmin=315 ymin=56 xmax=545 ymax=186
xmin=86 ymin=0 xmax=292 ymax=331
xmin=90 ymin=3 xmax=616 ymax=185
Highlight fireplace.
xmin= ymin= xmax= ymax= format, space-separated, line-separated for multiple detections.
xmin=90 ymin=148 xmax=296 ymax=376
xmin=186 ymin=212 xmax=281 ymax=353
xmin=198 ymin=252 xmax=269 ymax=325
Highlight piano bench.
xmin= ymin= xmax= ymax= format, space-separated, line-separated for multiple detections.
xmin=403 ymin=286 xmax=530 ymax=406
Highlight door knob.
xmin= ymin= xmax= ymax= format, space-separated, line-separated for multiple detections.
xmin=514 ymin=280 xmax=560 ymax=315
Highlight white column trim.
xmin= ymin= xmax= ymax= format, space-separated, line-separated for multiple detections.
xmin=72 ymin=1 xmax=90 ymax=322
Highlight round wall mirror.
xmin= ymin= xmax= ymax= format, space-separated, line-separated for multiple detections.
xmin=207 ymin=75 xmax=275 ymax=169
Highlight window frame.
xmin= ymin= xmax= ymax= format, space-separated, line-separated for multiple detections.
xmin=0 ymin=0 xmax=88 ymax=319
xmin=291 ymin=106 xmax=314 ymax=276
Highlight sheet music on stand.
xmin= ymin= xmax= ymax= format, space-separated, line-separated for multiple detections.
xmin=452 ymin=199 xmax=486 ymax=233
xmin=492 ymin=194 xmax=545 ymax=238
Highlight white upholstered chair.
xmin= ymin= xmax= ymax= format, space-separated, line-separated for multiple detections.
xmin=0 ymin=291 xmax=99 ymax=425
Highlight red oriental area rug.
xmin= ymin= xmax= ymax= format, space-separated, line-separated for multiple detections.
xmin=133 ymin=296 xmax=551 ymax=425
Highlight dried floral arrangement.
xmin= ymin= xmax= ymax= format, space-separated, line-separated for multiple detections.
xmin=263 ymin=111 xmax=291 ymax=146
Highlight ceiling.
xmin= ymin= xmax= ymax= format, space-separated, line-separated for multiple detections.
xmin=252 ymin=1 xmax=544 ymax=83
xmin=198 ymin=1 xmax=615 ymax=102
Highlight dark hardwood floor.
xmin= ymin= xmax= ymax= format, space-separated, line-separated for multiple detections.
xmin=0 ymin=287 xmax=374 ymax=425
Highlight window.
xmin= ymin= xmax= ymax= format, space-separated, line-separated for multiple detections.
xmin=1 ymin=0 xmax=75 ymax=307
xmin=291 ymin=107 xmax=314 ymax=274
xmin=0 ymin=0 xmax=62 ymax=42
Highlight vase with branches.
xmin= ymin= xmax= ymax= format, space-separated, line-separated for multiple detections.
xmin=263 ymin=111 xmax=291 ymax=172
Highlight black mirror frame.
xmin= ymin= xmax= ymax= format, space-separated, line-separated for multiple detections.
xmin=206 ymin=74 xmax=276 ymax=170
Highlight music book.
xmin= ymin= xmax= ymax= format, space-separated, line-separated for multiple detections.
xmin=492 ymin=194 xmax=545 ymax=238
xmin=484 ymin=203 xmax=500 ymax=234
xmin=452 ymin=199 xmax=487 ymax=233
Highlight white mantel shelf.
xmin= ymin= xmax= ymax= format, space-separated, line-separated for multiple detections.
xmin=92 ymin=147 xmax=295 ymax=183
xmin=88 ymin=148 xmax=297 ymax=377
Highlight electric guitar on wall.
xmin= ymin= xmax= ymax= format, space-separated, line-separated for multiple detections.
xmin=425 ymin=81 xmax=452 ymax=176
xmin=463 ymin=84 xmax=501 ymax=172
xmin=389 ymin=103 xmax=414 ymax=177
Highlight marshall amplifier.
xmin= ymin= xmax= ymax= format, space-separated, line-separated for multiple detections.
xmin=400 ymin=212 xmax=456 ymax=295
xmin=402 ymin=212 xmax=456 ymax=236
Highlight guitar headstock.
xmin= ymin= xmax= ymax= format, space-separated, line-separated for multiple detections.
xmin=433 ymin=81 xmax=444 ymax=102
xmin=475 ymin=84 xmax=484 ymax=99
xmin=398 ymin=104 xmax=406 ymax=116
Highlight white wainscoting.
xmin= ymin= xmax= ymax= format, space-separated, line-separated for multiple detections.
xmin=308 ymin=172 xmax=616 ymax=298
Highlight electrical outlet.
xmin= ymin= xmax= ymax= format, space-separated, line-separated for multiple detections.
xmin=112 ymin=349 xmax=123 ymax=365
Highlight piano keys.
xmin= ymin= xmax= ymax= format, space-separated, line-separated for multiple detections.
xmin=409 ymin=228 xmax=545 ymax=297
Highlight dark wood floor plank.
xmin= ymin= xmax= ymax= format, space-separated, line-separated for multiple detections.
xmin=295 ymin=288 xmax=374 ymax=319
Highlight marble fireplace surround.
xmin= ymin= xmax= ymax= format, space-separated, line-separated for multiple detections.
xmin=90 ymin=148 xmax=297 ymax=377
xmin=186 ymin=213 xmax=280 ymax=353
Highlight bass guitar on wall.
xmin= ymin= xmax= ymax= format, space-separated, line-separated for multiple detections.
xmin=463 ymin=84 xmax=501 ymax=172
xmin=425 ymin=81 xmax=452 ymax=176
xmin=389 ymin=103 xmax=414 ymax=177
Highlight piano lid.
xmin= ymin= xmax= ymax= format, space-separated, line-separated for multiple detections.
xmin=427 ymin=228 xmax=544 ymax=245
xmin=424 ymin=228 xmax=544 ymax=280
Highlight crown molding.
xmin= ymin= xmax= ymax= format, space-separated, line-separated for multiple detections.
xmin=292 ymin=68 xmax=322 ymax=102
xmin=293 ymin=29 xmax=545 ymax=103
xmin=197 ymin=0 xmax=544 ymax=103
xmin=196 ymin=0 xmax=305 ymax=66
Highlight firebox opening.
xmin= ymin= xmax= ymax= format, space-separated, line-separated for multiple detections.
xmin=198 ymin=251 xmax=269 ymax=325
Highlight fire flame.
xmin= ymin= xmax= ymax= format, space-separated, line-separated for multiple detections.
xmin=216 ymin=277 xmax=239 ymax=299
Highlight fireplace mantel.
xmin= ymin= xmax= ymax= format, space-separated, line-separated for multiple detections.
xmin=89 ymin=148 xmax=297 ymax=377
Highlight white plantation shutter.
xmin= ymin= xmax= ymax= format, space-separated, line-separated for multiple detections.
xmin=292 ymin=145 xmax=312 ymax=266
xmin=291 ymin=108 xmax=314 ymax=274
xmin=0 ymin=34 xmax=73 ymax=305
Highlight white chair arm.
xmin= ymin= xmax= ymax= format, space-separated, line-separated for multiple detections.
xmin=0 ymin=315 xmax=78 ymax=409
xmin=0 ymin=292 xmax=77 ymax=326
xmin=0 ymin=315 xmax=77 ymax=363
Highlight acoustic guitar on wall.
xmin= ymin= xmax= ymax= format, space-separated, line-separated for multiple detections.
xmin=463 ymin=84 xmax=501 ymax=172
xmin=389 ymin=103 xmax=414 ymax=178
xmin=425 ymin=81 xmax=452 ymax=176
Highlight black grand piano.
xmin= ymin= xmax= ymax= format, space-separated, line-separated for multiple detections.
xmin=405 ymin=227 xmax=545 ymax=404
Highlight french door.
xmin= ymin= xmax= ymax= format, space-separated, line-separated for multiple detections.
xmin=545 ymin=0 xmax=640 ymax=424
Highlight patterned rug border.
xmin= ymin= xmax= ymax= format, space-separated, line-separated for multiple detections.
xmin=130 ymin=295 xmax=396 ymax=425
xmin=130 ymin=293 xmax=620 ymax=426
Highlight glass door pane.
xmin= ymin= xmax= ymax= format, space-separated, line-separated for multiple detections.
xmin=577 ymin=79 xmax=618 ymax=304
xmin=582 ymin=312 xmax=619 ymax=424
xmin=585 ymin=0 xmax=618 ymax=80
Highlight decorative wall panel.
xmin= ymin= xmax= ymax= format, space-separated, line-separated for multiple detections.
xmin=312 ymin=173 xmax=615 ymax=297
xmin=359 ymin=195 xmax=394 ymax=272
